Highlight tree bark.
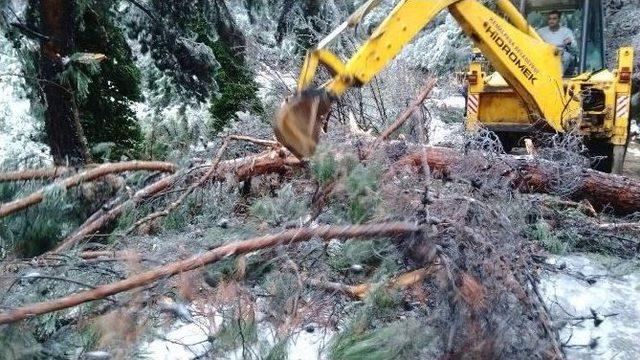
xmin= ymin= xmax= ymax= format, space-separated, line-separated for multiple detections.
xmin=0 ymin=167 xmax=73 ymax=182
xmin=392 ymin=146 xmax=640 ymax=215
xmin=39 ymin=0 xmax=92 ymax=165
xmin=0 ymin=222 xmax=418 ymax=324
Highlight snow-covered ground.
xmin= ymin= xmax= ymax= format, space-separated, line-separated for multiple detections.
xmin=541 ymin=256 xmax=640 ymax=359
xmin=140 ymin=303 xmax=335 ymax=360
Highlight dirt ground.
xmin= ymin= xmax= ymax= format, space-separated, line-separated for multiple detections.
xmin=624 ymin=142 xmax=640 ymax=178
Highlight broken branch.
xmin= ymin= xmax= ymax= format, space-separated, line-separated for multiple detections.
xmin=307 ymin=266 xmax=437 ymax=299
xmin=0 ymin=167 xmax=73 ymax=182
xmin=0 ymin=161 xmax=176 ymax=219
xmin=367 ymin=77 xmax=437 ymax=157
xmin=229 ymin=135 xmax=280 ymax=148
xmin=0 ymin=222 xmax=419 ymax=324
xmin=127 ymin=141 xmax=230 ymax=234
xmin=53 ymin=174 xmax=178 ymax=252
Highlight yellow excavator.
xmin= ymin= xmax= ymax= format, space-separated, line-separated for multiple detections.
xmin=274 ymin=0 xmax=634 ymax=173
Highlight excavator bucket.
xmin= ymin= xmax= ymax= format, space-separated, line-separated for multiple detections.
xmin=274 ymin=90 xmax=332 ymax=159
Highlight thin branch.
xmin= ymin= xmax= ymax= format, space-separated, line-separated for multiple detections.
xmin=53 ymin=174 xmax=178 ymax=252
xmin=597 ymin=222 xmax=640 ymax=231
xmin=366 ymin=77 xmax=437 ymax=158
xmin=229 ymin=135 xmax=280 ymax=148
xmin=124 ymin=0 xmax=158 ymax=22
xmin=10 ymin=22 xmax=50 ymax=41
xmin=306 ymin=266 xmax=437 ymax=299
xmin=126 ymin=141 xmax=230 ymax=234
xmin=0 ymin=161 xmax=176 ymax=219
xmin=0 ymin=222 xmax=420 ymax=324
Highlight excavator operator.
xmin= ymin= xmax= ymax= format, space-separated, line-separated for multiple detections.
xmin=537 ymin=10 xmax=576 ymax=74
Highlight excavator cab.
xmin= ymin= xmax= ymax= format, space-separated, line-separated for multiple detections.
xmin=468 ymin=0 xmax=633 ymax=173
xmin=521 ymin=0 xmax=606 ymax=77
xmin=273 ymin=0 xmax=632 ymax=173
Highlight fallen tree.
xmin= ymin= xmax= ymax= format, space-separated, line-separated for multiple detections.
xmin=53 ymin=142 xmax=640 ymax=253
xmin=54 ymin=149 xmax=302 ymax=252
xmin=0 ymin=161 xmax=177 ymax=219
xmin=0 ymin=222 xmax=418 ymax=324
xmin=392 ymin=146 xmax=640 ymax=215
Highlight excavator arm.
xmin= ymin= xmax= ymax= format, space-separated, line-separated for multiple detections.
xmin=275 ymin=0 xmax=569 ymax=158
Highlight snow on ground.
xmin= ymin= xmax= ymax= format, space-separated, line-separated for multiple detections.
xmin=143 ymin=321 xmax=213 ymax=359
xmin=140 ymin=302 xmax=334 ymax=360
xmin=541 ymin=255 xmax=640 ymax=359
xmin=628 ymin=145 xmax=640 ymax=158
xmin=426 ymin=94 xmax=466 ymax=146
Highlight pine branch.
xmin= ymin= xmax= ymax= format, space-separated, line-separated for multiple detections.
xmin=0 ymin=222 xmax=420 ymax=324
xmin=56 ymin=148 xmax=301 ymax=252
xmin=0 ymin=161 xmax=177 ymax=219
xmin=53 ymin=174 xmax=178 ymax=252
xmin=126 ymin=140 xmax=230 ymax=234
xmin=10 ymin=22 xmax=50 ymax=41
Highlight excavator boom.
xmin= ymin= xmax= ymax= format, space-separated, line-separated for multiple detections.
xmin=275 ymin=0 xmax=570 ymax=158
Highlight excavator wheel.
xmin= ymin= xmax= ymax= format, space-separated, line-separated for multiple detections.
xmin=585 ymin=141 xmax=627 ymax=174
xmin=274 ymin=90 xmax=332 ymax=159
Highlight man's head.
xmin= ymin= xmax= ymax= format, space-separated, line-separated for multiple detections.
xmin=547 ymin=10 xmax=561 ymax=30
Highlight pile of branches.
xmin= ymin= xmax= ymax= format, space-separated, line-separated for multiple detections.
xmin=1 ymin=84 xmax=639 ymax=358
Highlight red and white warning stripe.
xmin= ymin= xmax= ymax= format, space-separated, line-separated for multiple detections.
xmin=616 ymin=95 xmax=630 ymax=120
xmin=467 ymin=94 xmax=479 ymax=115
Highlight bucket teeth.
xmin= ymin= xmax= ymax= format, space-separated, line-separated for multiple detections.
xmin=274 ymin=91 xmax=331 ymax=159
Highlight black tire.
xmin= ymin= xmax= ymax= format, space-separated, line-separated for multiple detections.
xmin=586 ymin=141 xmax=614 ymax=173
xmin=496 ymin=132 xmax=517 ymax=153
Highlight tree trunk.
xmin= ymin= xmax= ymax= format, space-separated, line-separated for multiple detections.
xmin=39 ymin=0 xmax=92 ymax=165
xmin=212 ymin=0 xmax=246 ymax=57
xmin=391 ymin=146 xmax=640 ymax=215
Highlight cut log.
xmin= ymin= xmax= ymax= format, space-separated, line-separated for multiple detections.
xmin=392 ymin=146 xmax=640 ymax=215
xmin=0 ymin=161 xmax=176 ymax=219
xmin=0 ymin=222 xmax=418 ymax=324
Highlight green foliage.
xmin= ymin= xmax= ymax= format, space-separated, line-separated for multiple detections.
xmin=177 ymin=7 xmax=261 ymax=133
xmin=250 ymin=184 xmax=308 ymax=226
xmin=208 ymin=41 xmax=263 ymax=134
xmin=329 ymin=286 xmax=431 ymax=360
xmin=525 ymin=220 xmax=571 ymax=254
xmin=328 ymin=239 xmax=397 ymax=271
xmin=345 ymin=164 xmax=383 ymax=224
xmin=215 ymin=310 xmax=258 ymax=351
xmin=0 ymin=181 xmax=83 ymax=257
xmin=0 ymin=325 xmax=43 ymax=360
xmin=330 ymin=318 xmax=431 ymax=360
xmin=58 ymin=60 xmax=101 ymax=102
xmin=262 ymin=270 xmax=303 ymax=314
xmin=263 ymin=339 xmax=289 ymax=360
xmin=437 ymin=105 xmax=465 ymax=124
xmin=75 ymin=9 xmax=143 ymax=161
xmin=311 ymin=149 xmax=338 ymax=185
